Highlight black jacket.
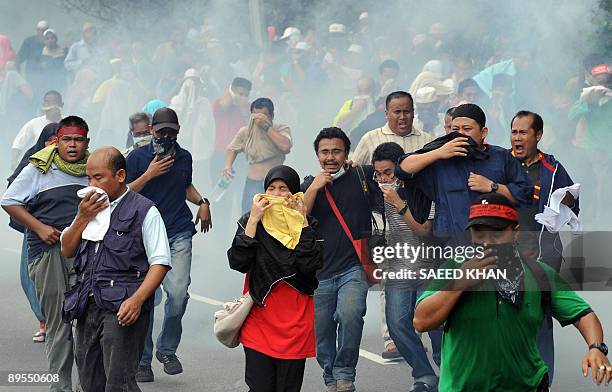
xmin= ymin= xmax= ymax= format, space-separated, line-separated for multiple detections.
xmin=227 ymin=213 xmax=323 ymax=307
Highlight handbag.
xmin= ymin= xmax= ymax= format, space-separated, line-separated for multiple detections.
xmin=324 ymin=167 xmax=385 ymax=286
xmin=213 ymin=292 xmax=254 ymax=348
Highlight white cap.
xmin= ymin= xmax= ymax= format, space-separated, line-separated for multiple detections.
xmin=43 ymin=29 xmax=57 ymax=38
xmin=359 ymin=12 xmax=369 ymax=21
xmin=184 ymin=68 xmax=200 ymax=79
xmin=37 ymin=20 xmax=49 ymax=30
xmin=329 ymin=23 xmax=346 ymax=34
xmin=414 ymin=86 xmax=438 ymax=104
xmin=280 ymin=27 xmax=301 ymax=40
xmin=347 ymin=44 xmax=364 ymax=54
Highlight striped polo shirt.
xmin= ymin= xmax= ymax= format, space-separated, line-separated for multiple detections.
xmin=352 ymin=123 xmax=433 ymax=165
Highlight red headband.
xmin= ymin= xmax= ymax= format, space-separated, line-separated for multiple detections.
xmin=57 ymin=126 xmax=87 ymax=138
xmin=591 ymin=64 xmax=611 ymax=76
xmin=469 ymin=203 xmax=518 ymax=222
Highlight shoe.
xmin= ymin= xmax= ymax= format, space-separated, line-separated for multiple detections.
xmin=155 ymin=351 xmax=183 ymax=375
xmin=32 ymin=330 xmax=45 ymax=343
xmin=135 ymin=366 xmax=154 ymax=382
xmin=336 ymin=379 xmax=355 ymax=392
xmin=381 ymin=342 xmax=402 ymax=360
xmin=410 ymin=382 xmax=437 ymax=392
xmin=325 ymin=383 xmax=337 ymax=392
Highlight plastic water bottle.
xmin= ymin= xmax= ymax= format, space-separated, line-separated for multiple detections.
xmin=210 ymin=171 xmax=235 ymax=202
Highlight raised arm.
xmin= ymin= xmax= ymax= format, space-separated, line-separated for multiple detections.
xmin=60 ymin=191 xmax=108 ymax=257
xmin=400 ymin=137 xmax=469 ymax=175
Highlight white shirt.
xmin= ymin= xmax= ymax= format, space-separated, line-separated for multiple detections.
xmin=12 ymin=115 xmax=51 ymax=156
xmin=61 ymin=189 xmax=172 ymax=267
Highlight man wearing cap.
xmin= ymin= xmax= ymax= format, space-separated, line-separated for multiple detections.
xmin=61 ymin=147 xmax=171 ymax=392
xmin=413 ymin=86 xmax=446 ymax=137
xmin=352 ymin=91 xmax=432 ymax=166
xmin=398 ymin=103 xmax=532 ymax=244
xmin=64 ymin=23 xmax=102 ymax=73
xmin=279 ymin=27 xmax=301 ymax=49
xmin=16 ymin=20 xmax=48 ymax=78
xmin=413 ymin=193 xmax=611 ymax=391
xmin=2 ymin=115 xmax=90 ymax=391
xmin=126 ymin=107 xmax=212 ymax=382
xmin=11 ymin=90 xmax=63 ymax=169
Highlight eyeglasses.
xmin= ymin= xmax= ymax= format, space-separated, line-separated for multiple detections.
xmin=59 ymin=136 xmax=87 ymax=143
xmin=373 ymin=170 xmax=396 ymax=183
xmin=317 ymin=149 xmax=345 ymax=157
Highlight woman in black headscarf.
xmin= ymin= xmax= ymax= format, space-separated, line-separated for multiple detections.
xmin=228 ymin=164 xmax=323 ymax=392
xmin=7 ymin=122 xmax=59 ymax=343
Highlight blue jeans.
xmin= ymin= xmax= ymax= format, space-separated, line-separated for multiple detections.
xmin=315 ymin=265 xmax=369 ymax=386
xmin=20 ymin=232 xmax=44 ymax=321
xmin=241 ymin=177 xmax=264 ymax=214
xmin=538 ymin=314 xmax=555 ymax=383
xmin=385 ymin=284 xmax=442 ymax=387
xmin=140 ymin=232 xmax=192 ymax=366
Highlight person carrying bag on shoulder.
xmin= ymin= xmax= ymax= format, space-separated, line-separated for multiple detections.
xmin=227 ymin=164 xmax=323 ymax=392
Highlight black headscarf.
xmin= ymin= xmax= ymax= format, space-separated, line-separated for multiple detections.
xmin=7 ymin=123 xmax=60 ymax=233
xmin=8 ymin=123 xmax=60 ymax=184
xmin=263 ymin=165 xmax=301 ymax=194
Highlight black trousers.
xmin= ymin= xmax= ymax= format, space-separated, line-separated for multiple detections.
xmin=75 ymin=300 xmax=149 ymax=392
xmin=244 ymin=346 xmax=306 ymax=392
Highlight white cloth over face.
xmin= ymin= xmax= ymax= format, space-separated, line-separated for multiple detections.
xmin=76 ymin=186 xmax=110 ymax=241
xmin=169 ymin=78 xmax=215 ymax=161
xmin=535 ymin=183 xmax=582 ymax=233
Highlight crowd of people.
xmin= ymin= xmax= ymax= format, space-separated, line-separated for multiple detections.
xmin=0 ymin=10 xmax=611 ymax=392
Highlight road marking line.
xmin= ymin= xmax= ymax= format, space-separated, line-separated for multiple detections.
xmin=190 ymin=290 xmax=397 ymax=365
xmin=359 ymin=349 xmax=398 ymax=365
xmin=189 ymin=292 xmax=224 ymax=306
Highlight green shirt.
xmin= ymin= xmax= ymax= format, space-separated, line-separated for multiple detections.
xmin=417 ymin=260 xmax=592 ymax=392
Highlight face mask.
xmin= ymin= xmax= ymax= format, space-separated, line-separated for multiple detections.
xmin=474 ymin=241 xmax=524 ymax=306
xmin=153 ymin=136 xmax=176 ymax=157
xmin=331 ymin=165 xmax=346 ymax=181
xmin=378 ymin=179 xmax=400 ymax=191
xmin=133 ymin=134 xmax=152 ymax=145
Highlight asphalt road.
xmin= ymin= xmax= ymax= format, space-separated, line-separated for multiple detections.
xmin=0 ymin=207 xmax=610 ymax=392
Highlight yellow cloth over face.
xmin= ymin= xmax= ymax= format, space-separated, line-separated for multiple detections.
xmin=257 ymin=192 xmax=305 ymax=249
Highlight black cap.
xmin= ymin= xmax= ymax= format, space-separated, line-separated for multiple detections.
xmin=452 ymin=103 xmax=486 ymax=128
xmin=466 ymin=192 xmax=518 ymax=230
xmin=151 ymin=107 xmax=180 ymax=132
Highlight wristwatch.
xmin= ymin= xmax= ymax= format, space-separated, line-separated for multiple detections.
xmin=490 ymin=182 xmax=499 ymax=193
xmin=197 ymin=198 xmax=210 ymax=206
xmin=589 ymin=342 xmax=609 ymax=356
xmin=397 ymin=202 xmax=409 ymax=216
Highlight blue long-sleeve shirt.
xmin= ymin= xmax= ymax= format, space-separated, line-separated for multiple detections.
xmin=398 ymin=144 xmax=533 ymax=237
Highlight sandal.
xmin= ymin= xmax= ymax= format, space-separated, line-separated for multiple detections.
xmin=33 ymin=330 xmax=46 ymax=343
